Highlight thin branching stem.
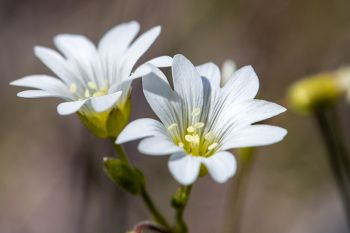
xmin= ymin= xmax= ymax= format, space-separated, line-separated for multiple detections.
xmin=111 ymin=140 xmax=171 ymax=230
xmin=141 ymin=188 xmax=171 ymax=229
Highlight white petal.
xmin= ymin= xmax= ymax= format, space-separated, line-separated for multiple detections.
xmin=98 ymin=21 xmax=140 ymax=56
xmin=202 ymin=151 xmax=237 ymax=183
xmin=196 ymin=62 xmax=221 ymax=90
xmin=34 ymin=46 xmax=79 ymax=85
xmin=168 ymin=152 xmax=201 ymax=185
xmin=57 ymin=99 xmax=87 ymax=115
xmin=116 ymin=118 xmax=169 ymax=144
xmin=234 ymin=100 xmax=286 ymax=125
xmin=129 ymin=64 xmax=152 ymax=80
xmin=17 ymin=90 xmax=61 ymax=98
xmin=120 ymin=26 xmax=161 ymax=79
xmin=138 ymin=137 xmax=182 ymax=156
xmin=146 ymin=56 xmax=173 ymax=67
xmin=221 ymin=65 xmax=259 ymax=103
xmin=221 ymin=125 xmax=287 ymax=150
xmin=90 ymin=91 xmax=122 ymax=112
xmin=129 ymin=56 xmax=173 ymax=80
xmin=54 ymin=34 xmax=97 ymax=60
xmin=54 ymin=34 xmax=98 ymax=82
xmin=142 ymin=66 xmax=180 ymax=126
xmin=215 ymin=100 xmax=286 ymax=132
xmin=172 ymin=54 xmax=203 ymax=112
xmin=10 ymin=75 xmax=71 ymax=98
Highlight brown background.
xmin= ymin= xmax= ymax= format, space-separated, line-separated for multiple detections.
xmin=1 ymin=0 xmax=350 ymax=232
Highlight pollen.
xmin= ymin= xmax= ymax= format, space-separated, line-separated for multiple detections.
xmin=69 ymin=83 xmax=77 ymax=93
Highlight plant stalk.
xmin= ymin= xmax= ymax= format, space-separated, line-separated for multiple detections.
xmin=141 ymin=188 xmax=171 ymax=229
xmin=314 ymin=109 xmax=350 ymax=227
xmin=172 ymin=185 xmax=193 ymax=233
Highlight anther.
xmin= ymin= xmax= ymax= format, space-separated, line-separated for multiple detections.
xmin=187 ymin=126 xmax=195 ymax=133
xmin=185 ymin=134 xmax=194 ymax=142
xmin=208 ymin=142 xmax=218 ymax=151
xmin=84 ymin=89 xmax=91 ymax=98
xmin=168 ymin=123 xmax=178 ymax=131
xmin=194 ymin=122 xmax=205 ymax=128
xmin=204 ymin=132 xmax=214 ymax=141
xmin=69 ymin=83 xmax=77 ymax=93
xmin=192 ymin=108 xmax=201 ymax=117
xmin=88 ymin=81 xmax=97 ymax=90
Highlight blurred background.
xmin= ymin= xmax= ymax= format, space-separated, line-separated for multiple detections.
xmin=1 ymin=0 xmax=350 ymax=232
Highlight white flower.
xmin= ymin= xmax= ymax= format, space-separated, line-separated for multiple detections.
xmin=116 ymin=54 xmax=287 ymax=185
xmin=10 ymin=21 xmax=172 ymax=115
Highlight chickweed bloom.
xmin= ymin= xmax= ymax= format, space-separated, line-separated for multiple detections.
xmin=288 ymin=67 xmax=350 ymax=114
xmin=117 ymin=54 xmax=287 ymax=185
xmin=11 ymin=21 xmax=172 ymax=138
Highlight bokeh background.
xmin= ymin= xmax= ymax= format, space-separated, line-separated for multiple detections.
xmin=1 ymin=0 xmax=350 ymax=232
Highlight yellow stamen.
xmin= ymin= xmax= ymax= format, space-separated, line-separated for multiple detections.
xmin=88 ymin=81 xmax=97 ymax=90
xmin=178 ymin=142 xmax=184 ymax=147
xmin=208 ymin=142 xmax=218 ymax=151
xmin=168 ymin=123 xmax=178 ymax=131
xmin=194 ymin=122 xmax=204 ymax=128
xmin=84 ymin=89 xmax=90 ymax=98
xmin=192 ymin=108 xmax=201 ymax=117
xmin=185 ymin=134 xmax=194 ymax=142
xmin=187 ymin=126 xmax=195 ymax=133
xmin=204 ymin=132 xmax=214 ymax=141
xmin=69 ymin=83 xmax=77 ymax=93
xmin=92 ymin=88 xmax=108 ymax=97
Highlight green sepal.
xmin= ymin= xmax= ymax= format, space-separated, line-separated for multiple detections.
xmin=103 ymin=157 xmax=145 ymax=195
xmin=78 ymin=97 xmax=131 ymax=138
xmin=171 ymin=187 xmax=187 ymax=208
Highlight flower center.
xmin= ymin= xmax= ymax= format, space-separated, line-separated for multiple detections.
xmin=167 ymin=108 xmax=219 ymax=157
xmin=69 ymin=80 xmax=109 ymax=100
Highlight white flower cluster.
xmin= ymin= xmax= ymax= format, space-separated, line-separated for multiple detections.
xmin=11 ymin=21 xmax=287 ymax=185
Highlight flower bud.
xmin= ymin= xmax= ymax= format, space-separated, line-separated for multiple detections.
xmin=103 ymin=157 xmax=145 ymax=195
xmin=78 ymin=97 xmax=131 ymax=138
xmin=288 ymin=72 xmax=344 ymax=113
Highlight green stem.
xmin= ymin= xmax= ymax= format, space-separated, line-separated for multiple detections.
xmin=328 ymin=108 xmax=350 ymax=178
xmin=111 ymin=141 xmax=170 ymax=230
xmin=141 ymin=188 xmax=171 ymax=229
xmin=112 ymin=142 xmax=129 ymax=164
xmin=172 ymin=185 xmax=193 ymax=233
xmin=224 ymin=148 xmax=255 ymax=233
xmin=314 ymin=109 xmax=350 ymax=228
